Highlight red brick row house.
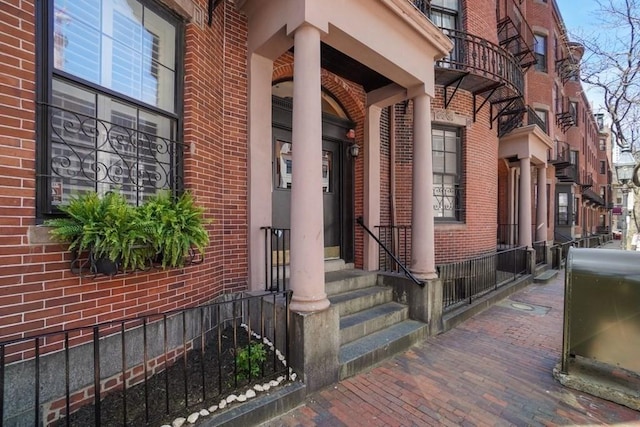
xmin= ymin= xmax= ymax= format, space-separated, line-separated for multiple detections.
xmin=0 ymin=0 xmax=612 ymax=424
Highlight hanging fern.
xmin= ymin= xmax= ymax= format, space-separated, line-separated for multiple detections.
xmin=45 ymin=191 xmax=154 ymax=271
xmin=139 ymin=191 xmax=211 ymax=268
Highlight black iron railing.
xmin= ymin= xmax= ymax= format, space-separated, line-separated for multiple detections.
xmin=357 ymin=218 xmax=423 ymax=287
xmin=0 ymin=291 xmax=292 ymax=426
xmin=550 ymin=241 xmax=573 ymax=269
xmin=533 ymin=240 xmax=547 ymax=265
xmin=436 ymin=28 xmax=525 ymax=97
xmin=374 ymin=224 xmax=412 ymax=273
xmin=549 ymin=140 xmax=570 ymax=164
xmin=439 ymin=246 xmax=529 ymax=310
xmin=40 ymin=103 xmax=187 ymax=212
xmin=411 ymin=0 xmax=429 ymax=14
xmin=526 ymin=106 xmax=547 ymax=133
xmin=496 ymin=0 xmax=536 ymax=69
xmin=497 ymin=223 xmax=519 ymax=248
xmin=261 ymin=227 xmax=291 ymax=292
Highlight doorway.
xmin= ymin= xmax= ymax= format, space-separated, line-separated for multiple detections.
xmin=271 ymin=89 xmax=355 ymax=262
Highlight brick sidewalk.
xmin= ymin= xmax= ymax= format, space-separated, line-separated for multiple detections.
xmin=261 ymin=271 xmax=640 ymax=426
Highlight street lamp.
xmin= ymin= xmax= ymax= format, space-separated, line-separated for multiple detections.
xmin=614 ymin=148 xmax=636 ymax=249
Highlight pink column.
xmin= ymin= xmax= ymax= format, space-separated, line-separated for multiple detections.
xmin=519 ymin=157 xmax=533 ymax=248
xmin=289 ymin=24 xmax=329 ymax=313
xmin=536 ymin=165 xmax=547 ymax=242
xmin=410 ymin=94 xmax=437 ymax=280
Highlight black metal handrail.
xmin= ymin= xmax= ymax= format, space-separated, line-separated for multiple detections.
xmin=533 ymin=240 xmax=547 ymax=265
xmin=437 ymin=28 xmax=525 ymax=97
xmin=356 ymin=217 xmax=424 ymax=287
xmin=261 ymin=227 xmax=290 ymax=292
xmin=0 ymin=291 xmax=292 ymax=426
xmin=439 ymin=246 xmax=529 ymax=310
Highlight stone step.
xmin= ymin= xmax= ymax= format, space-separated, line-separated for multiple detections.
xmin=325 ymin=269 xmax=379 ymax=296
xmin=534 ymin=269 xmax=559 ymax=284
xmin=339 ymin=302 xmax=408 ymax=346
xmin=329 ymin=286 xmax=393 ymax=317
xmin=338 ymin=320 xmax=427 ymax=380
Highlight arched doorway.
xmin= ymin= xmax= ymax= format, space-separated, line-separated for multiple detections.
xmin=271 ymin=80 xmax=355 ymax=262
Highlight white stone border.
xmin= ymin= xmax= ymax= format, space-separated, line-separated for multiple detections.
xmin=161 ymin=324 xmax=297 ymax=427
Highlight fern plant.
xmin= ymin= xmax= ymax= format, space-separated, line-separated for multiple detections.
xmin=45 ymin=191 xmax=154 ymax=272
xmin=139 ymin=191 xmax=210 ymax=268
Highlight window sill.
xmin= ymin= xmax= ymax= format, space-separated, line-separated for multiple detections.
xmin=435 ymin=221 xmax=466 ymax=232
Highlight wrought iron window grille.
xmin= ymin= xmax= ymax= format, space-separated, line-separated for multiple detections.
xmin=38 ymin=102 xmax=188 ymax=214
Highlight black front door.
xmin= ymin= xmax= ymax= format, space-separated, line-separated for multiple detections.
xmin=272 ymin=96 xmax=354 ymax=261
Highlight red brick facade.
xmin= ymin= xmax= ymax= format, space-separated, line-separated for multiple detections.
xmin=0 ymin=0 xmax=612 ymax=345
xmin=0 ymin=0 xmax=252 ymax=343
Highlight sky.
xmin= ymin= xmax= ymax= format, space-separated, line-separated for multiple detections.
xmin=555 ymin=0 xmax=604 ymax=112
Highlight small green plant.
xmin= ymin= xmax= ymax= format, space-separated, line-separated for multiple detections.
xmin=235 ymin=343 xmax=266 ymax=382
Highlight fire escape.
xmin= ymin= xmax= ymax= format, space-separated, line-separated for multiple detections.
xmin=494 ymin=0 xmax=537 ymax=136
xmin=556 ymin=96 xmax=576 ymax=132
xmin=420 ymin=0 xmax=529 ymax=138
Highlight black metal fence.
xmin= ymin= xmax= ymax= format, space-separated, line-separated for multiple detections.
xmin=1 ymin=291 xmax=292 ymax=426
xmin=439 ymin=246 xmax=529 ymax=310
xmin=533 ymin=240 xmax=547 ymax=265
xmin=551 ymin=241 xmax=574 ymax=269
xmin=261 ymin=227 xmax=290 ymax=292
xmin=375 ymin=225 xmax=412 ymax=273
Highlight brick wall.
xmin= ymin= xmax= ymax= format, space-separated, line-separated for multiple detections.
xmin=0 ymin=0 xmax=250 ymax=344
xmin=380 ymin=87 xmax=499 ymax=264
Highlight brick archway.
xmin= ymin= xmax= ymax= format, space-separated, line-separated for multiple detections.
xmin=272 ymin=55 xmax=367 ymax=266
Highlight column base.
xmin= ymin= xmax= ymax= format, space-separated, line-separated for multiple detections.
xmin=411 ymin=270 xmax=439 ymax=281
xmin=289 ymin=306 xmax=339 ymax=392
xmin=289 ymin=293 xmax=330 ymax=313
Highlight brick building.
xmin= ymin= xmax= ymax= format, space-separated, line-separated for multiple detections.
xmin=0 ymin=0 xmax=612 ymax=424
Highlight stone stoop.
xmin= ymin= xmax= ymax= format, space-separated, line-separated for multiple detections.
xmin=533 ymin=269 xmax=559 ymax=284
xmin=325 ymin=269 xmax=428 ymax=381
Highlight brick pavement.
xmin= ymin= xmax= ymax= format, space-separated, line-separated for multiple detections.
xmin=262 ymin=263 xmax=640 ymax=426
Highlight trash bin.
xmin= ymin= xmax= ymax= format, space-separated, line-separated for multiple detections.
xmin=562 ymin=247 xmax=640 ymax=374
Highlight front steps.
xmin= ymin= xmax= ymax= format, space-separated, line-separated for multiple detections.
xmin=325 ymin=269 xmax=428 ymax=380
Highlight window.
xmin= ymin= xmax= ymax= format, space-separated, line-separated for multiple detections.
xmin=430 ymin=0 xmax=459 ymax=64
xmin=534 ymin=109 xmax=548 ymax=133
xmin=534 ymin=34 xmax=547 ymax=72
xmin=600 ymin=160 xmax=606 ymax=175
xmin=569 ymin=101 xmax=578 ymax=125
xmin=600 ymin=186 xmax=606 ymax=200
xmin=574 ymin=196 xmax=579 ymax=225
xmin=557 ymin=193 xmax=569 ymax=225
xmin=432 ymin=127 xmax=463 ymax=221
xmin=599 ymin=138 xmax=606 ymax=151
xmin=38 ymin=0 xmax=184 ymax=216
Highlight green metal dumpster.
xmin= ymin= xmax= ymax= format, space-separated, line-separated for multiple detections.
xmin=562 ymin=247 xmax=640 ymax=374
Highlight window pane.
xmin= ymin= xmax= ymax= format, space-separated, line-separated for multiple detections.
xmin=322 ymin=151 xmax=332 ymax=193
xmin=275 ymin=141 xmax=292 ymax=189
xmin=51 ymin=80 xmax=98 ymax=204
xmin=433 ymin=151 xmax=445 ymax=173
xmin=49 ymin=78 xmax=178 ymax=207
xmin=53 ymin=0 xmax=176 ymax=112
xmin=558 ymin=192 xmax=568 ymax=206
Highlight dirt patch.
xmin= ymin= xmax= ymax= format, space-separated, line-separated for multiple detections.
xmin=52 ymin=326 xmax=287 ymax=427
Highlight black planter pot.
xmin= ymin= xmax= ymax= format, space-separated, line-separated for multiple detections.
xmin=90 ymin=252 xmax=120 ymax=276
